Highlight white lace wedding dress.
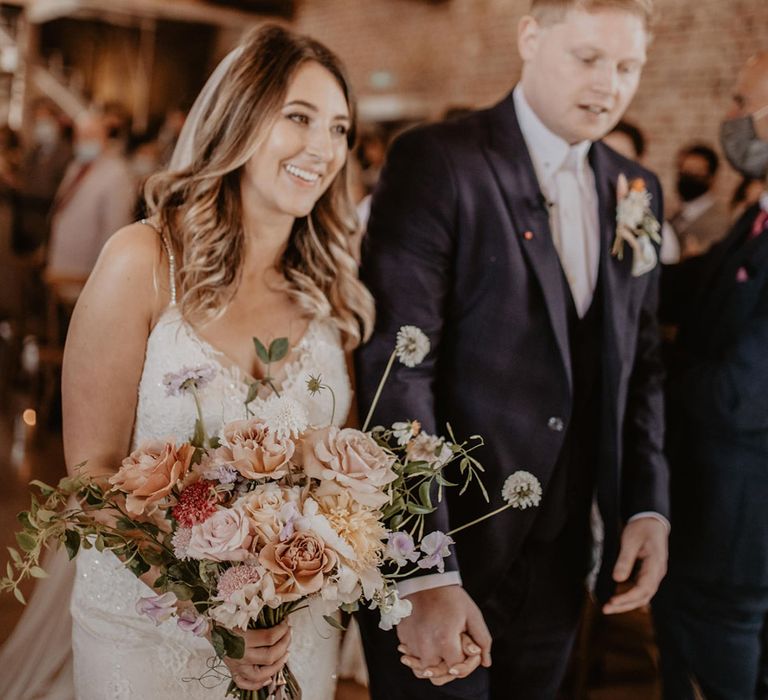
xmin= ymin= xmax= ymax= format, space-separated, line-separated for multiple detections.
xmin=68 ymin=233 xmax=351 ymax=699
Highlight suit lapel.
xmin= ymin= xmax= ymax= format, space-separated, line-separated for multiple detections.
xmin=482 ymin=95 xmax=573 ymax=390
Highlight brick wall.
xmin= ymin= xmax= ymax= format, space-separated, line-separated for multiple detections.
xmin=293 ymin=0 xmax=768 ymax=208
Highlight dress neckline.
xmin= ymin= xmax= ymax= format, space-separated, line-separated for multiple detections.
xmin=154 ymin=305 xmax=319 ymax=393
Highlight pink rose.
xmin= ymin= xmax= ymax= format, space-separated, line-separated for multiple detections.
xmin=186 ymin=507 xmax=253 ymax=562
xmin=110 ymin=440 xmax=194 ymax=516
xmin=300 ymin=427 xmax=397 ymax=508
xmin=259 ymin=531 xmax=338 ymax=601
xmin=217 ymin=418 xmax=295 ymax=481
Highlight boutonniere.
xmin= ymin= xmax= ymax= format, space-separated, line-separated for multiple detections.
xmin=611 ymin=174 xmax=661 ymax=277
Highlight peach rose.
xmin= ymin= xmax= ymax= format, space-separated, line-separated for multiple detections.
xmin=217 ymin=418 xmax=295 ymax=480
xmin=186 ymin=506 xmax=253 ymax=562
xmin=110 ymin=440 xmax=194 ymax=516
xmin=235 ymin=483 xmax=303 ymax=549
xmin=300 ymin=427 xmax=397 ymax=508
xmin=259 ymin=531 xmax=338 ymax=601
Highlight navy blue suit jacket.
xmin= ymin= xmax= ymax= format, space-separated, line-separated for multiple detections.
xmin=356 ymin=92 xmax=670 ymax=604
xmin=663 ymin=204 xmax=768 ymax=586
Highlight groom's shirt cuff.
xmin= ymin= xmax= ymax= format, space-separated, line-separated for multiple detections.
xmin=629 ymin=511 xmax=670 ymax=532
xmin=397 ymin=572 xmax=463 ymax=598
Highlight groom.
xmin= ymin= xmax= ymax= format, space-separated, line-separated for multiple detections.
xmin=355 ymin=1 xmax=669 ymax=698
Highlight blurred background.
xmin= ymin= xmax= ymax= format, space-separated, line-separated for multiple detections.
xmin=0 ymin=1 xmax=765 ymax=698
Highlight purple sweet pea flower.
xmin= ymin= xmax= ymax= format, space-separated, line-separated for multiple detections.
xmin=202 ymin=463 xmax=238 ymax=485
xmin=417 ymin=531 xmax=455 ymax=574
xmin=135 ymin=591 xmax=178 ymax=625
xmin=177 ymin=608 xmax=209 ymax=637
xmin=163 ymin=364 xmax=217 ymax=397
xmin=385 ymin=532 xmax=420 ymax=567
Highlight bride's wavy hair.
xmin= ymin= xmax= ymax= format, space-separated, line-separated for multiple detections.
xmin=144 ymin=24 xmax=374 ymax=349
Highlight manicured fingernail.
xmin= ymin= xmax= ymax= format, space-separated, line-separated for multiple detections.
xmin=422 ymin=670 xmax=434 ymax=678
xmin=397 ymin=645 xmax=407 ymax=653
xmin=400 ymin=657 xmax=413 ymax=667
xmin=449 ymin=668 xmax=460 ymax=676
xmin=468 ymin=644 xmax=481 ymax=654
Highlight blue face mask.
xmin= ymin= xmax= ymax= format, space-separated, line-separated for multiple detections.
xmin=74 ymin=140 xmax=102 ymax=163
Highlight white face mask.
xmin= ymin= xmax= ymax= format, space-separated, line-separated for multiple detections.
xmin=34 ymin=119 xmax=59 ymax=147
xmin=74 ymin=140 xmax=102 ymax=163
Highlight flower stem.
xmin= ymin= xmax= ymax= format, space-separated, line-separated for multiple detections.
xmin=445 ymin=503 xmax=512 ymax=537
xmin=362 ymin=350 xmax=397 ymax=432
xmin=190 ymin=385 xmax=208 ymax=444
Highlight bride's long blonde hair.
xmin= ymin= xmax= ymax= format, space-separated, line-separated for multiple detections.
xmin=144 ymin=25 xmax=374 ymax=349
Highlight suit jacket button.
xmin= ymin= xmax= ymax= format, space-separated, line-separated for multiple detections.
xmin=548 ymin=417 xmax=564 ymax=432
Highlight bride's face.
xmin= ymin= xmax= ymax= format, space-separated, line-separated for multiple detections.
xmin=242 ymin=61 xmax=351 ymax=221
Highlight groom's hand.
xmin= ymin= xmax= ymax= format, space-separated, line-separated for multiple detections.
xmin=395 ymin=584 xmax=492 ymax=683
xmin=603 ymin=517 xmax=668 ymax=615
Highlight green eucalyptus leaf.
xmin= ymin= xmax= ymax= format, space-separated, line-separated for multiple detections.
xmin=253 ymin=337 xmax=270 ymax=364
xmin=13 ymin=587 xmax=26 ymax=605
xmin=153 ymin=574 xmax=167 ymax=589
xmin=7 ymin=547 xmax=22 ymax=565
xmin=16 ymin=511 xmax=33 ymax=530
xmin=245 ymin=381 xmax=260 ymax=405
xmin=94 ymin=535 xmax=105 ymax=552
xmin=268 ymin=337 xmax=289 ymax=362
xmin=141 ymin=548 xmax=164 ymax=566
xmin=418 ymin=482 xmax=433 ymax=509
xmin=210 ymin=626 xmax=226 ymax=658
xmin=64 ymin=531 xmax=80 ymax=559
xmin=323 ymin=614 xmax=347 ymax=631
xmin=208 ymin=435 xmax=221 ymax=449
xmin=406 ymin=503 xmax=436 ymax=516
xmin=36 ymin=509 xmax=56 ymax=523
xmin=29 ymin=480 xmax=55 ymax=497
xmin=29 ymin=566 xmax=48 ymax=579
xmin=115 ymin=517 xmax=134 ymax=531
xmin=15 ymin=531 xmax=36 ymax=553
xmin=389 ymin=513 xmax=404 ymax=531
xmin=6 ymin=561 xmax=14 ymax=579
xmin=167 ymin=582 xmax=194 ymax=601
xmin=220 ymin=627 xmax=245 ymax=659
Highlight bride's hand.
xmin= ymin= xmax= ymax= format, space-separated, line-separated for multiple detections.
xmin=222 ymin=622 xmax=292 ymax=691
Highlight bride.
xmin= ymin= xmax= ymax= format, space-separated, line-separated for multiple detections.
xmin=2 ymin=24 xmax=373 ymax=699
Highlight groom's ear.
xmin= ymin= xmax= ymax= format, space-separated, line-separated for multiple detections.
xmin=517 ymin=15 xmax=541 ymax=62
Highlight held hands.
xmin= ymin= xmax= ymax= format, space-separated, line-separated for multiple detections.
xmin=220 ymin=622 xmax=291 ymax=691
xmin=603 ymin=516 xmax=668 ymax=615
xmin=396 ymin=585 xmax=492 ymax=686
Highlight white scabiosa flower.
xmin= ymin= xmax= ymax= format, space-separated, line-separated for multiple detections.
xmin=395 ymin=326 xmax=430 ymax=368
xmin=391 ymin=420 xmax=420 ymax=447
xmin=260 ymin=395 xmax=309 ymax=440
xmin=501 ymin=470 xmax=543 ymax=510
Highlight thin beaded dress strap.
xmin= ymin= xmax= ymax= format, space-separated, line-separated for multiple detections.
xmin=140 ymin=218 xmax=177 ymax=306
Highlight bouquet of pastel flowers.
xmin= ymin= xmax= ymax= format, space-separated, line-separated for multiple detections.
xmin=2 ymin=326 xmax=542 ymax=700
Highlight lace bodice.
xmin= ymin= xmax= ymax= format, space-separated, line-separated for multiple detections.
xmin=132 ymin=305 xmax=351 ymax=448
xmin=71 ymin=230 xmax=348 ymax=699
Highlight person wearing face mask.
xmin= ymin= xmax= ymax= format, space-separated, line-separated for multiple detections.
xmin=669 ymin=143 xmax=731 ymax=260
xmin=13 ymin=99 xmax=72 ymax=255
xmin=653 ymin=52 xmax=768 ymax=700
xmin=45 ymin=108 xmax=135 ymax=281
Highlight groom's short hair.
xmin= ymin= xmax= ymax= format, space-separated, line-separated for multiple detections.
xmin=530 ymin=0 xmax=654 ymax=27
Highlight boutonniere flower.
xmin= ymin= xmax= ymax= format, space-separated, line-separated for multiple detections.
xmin=611 ymin=174 xmax=661 ymax=277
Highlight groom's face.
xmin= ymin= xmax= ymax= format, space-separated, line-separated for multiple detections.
xmin=518 ymin=8 xmax=648 ymax=144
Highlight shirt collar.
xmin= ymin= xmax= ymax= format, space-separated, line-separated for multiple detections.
xmin=679 ymin=192 xmax=716 ymax=223
xmin=513 ymin=84 xmax=591 ymax=186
